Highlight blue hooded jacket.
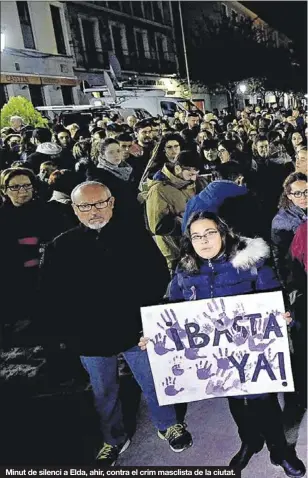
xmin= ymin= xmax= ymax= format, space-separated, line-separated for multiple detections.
xmin=182 ymin=180 xmax=248 ymax=233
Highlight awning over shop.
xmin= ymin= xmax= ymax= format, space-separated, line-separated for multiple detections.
xmin=0 ymin=73 xmax=78 ymax=86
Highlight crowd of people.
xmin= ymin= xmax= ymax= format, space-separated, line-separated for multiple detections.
xmin=0 ymin=104 xmax=307 ymax=473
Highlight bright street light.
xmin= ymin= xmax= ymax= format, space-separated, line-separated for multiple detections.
xmin=0 ymin=33 xmax=5 ymax=52
xmin=239 ymin=83 xmax=247 ymax=94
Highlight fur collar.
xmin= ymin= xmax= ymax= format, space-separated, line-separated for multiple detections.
xmin=230 ymin=237 xmax=270 ymax=270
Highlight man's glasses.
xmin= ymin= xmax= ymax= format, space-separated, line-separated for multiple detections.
xmin=74 ymin=197 xmax=112 ymax=212
xmin=191 ymin=230 xmax=219 ymax=242
xmin=289 ymin=189 xmax=308 ymax=199
xmin=7 ymin=184 xmax=33 ymax=192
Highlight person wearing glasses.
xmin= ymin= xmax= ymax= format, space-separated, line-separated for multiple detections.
xmin=40 ymin=181 xmax=193 ymax=465
xmin=0 ymin=167 xmax=67 ymax=351
xmin=145 ymin=151 xmax=205 ymax=273
xmin=271 ymin=172 xmax=307 ymax=288
xmin=139 ymin=211 xmax=305 ymax=477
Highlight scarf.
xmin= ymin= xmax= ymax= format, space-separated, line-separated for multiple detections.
xmin=98 ymin=156 xmax=133 ymax=182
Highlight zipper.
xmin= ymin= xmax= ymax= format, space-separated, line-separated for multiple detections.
xmin=208 ymin=259 xmax=214 ymax=298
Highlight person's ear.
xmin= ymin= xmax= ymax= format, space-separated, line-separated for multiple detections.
xmin=72 ymin=204 xmax=79 ymax=217
xmin=109 ymin=197 xmax=115 ymax=209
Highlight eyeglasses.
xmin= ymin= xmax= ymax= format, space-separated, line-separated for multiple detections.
xmin=191 ymin=230 xmax=219 ymax=242
xmin=74 ymin=197 xmax=112 ymax=212
xmin=289 ymin=189 xmax=308 ymax=199
xmin=7 ymin=183 xmax=33 ymax=192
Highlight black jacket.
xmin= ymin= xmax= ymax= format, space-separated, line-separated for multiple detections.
xmin=39 ymin=217 xmax=170 ymax=356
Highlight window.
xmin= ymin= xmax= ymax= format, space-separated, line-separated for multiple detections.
xmin=152 ymin=1 xmax=163 ymax=22
xmin=110 ymin=22 xmax=128 ymax=63
xmin=79 ymin=18 xmax=103 ymax=68
xmin=221 ymin=3 xmax=228 ymax=17
xmin=28 ymin=85 xmax=44 ymax=106
xmin=122 ymin=1 xmax=132 ymax=14
xmin=231 ymin=10 xmax=237 ymax=21
xmin=143 ymin=2 xmax=153 ymax=20
xmin=160 ymin=101 xmax=178 ymax=117
xmin=16 ymin=1 xmax=35 ymax=49
xmin=156 ymin=34 xmax=168 ymax=63
xmin=50 ymin=5 xmax=66 ymax=55
xmin=109 ymin=1 xmax=121 ymax=11
xmin=61 ymin=86 xmax=74 ymax=105
xmin=134 ymin=29 xmax=150 ymax=59
xmin=132 ymin=2 xmax=143 ymax=18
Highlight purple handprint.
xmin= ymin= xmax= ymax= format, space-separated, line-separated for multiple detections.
xmin=172 ymin=356 xmax=184 ymax=376
xmin=248 ymin=316 xmax=276 ymax=352
xmin=213 ymin=348 xmax=234 ymax=376
xmin=150 ymin=333 xmax=175 ymax=356
xmin=184 ymin=346 xmax=207 ymax=361
xmin=203 ymin=298 xmax=234 ymax=331
xmin=205 ymin=372 xmax=234 ymax=396
xmin=157 ymin=309 xmax=187 ymax=340
xmin=163 ymin=376 xmax=184 ymax=396
xmin=264 ymin=347 xmax=280 ymax=369
xmin=195 ymin=360 xmax=215 ymax=380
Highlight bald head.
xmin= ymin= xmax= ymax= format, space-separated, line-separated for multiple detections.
xmin=72 ymin=181 xmax=114 ymax=230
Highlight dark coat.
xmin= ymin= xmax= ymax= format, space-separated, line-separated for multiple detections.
xmin=271 ymin=204 xmax=307 ymax=287
xmin=39 ymin=217 xmax=170 ymax=356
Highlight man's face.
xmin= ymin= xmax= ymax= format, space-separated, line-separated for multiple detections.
xmin=256 ymin=140 xmax=270 ymax=158
xmin=175 ymin=165 xmax=199 ymax=182
xmin=119 ymin=141 xmax=133 ymax=161
xmin=72 ymin=185 xmax=115 ymax=230
xmin=127 ymin=116 xmax=137 ymax=128
xmin=292 ymin=132 xmax=303 ymax=148
xmin=7 ymin=135 xmax=21 ymax=151
xmin=137 ymin=126 xmax=152 ymax=146
xmin=10 ymin=118 xmax=22 ymax=131
xmin=187 ymin=116 xmax=199 ymax=129
xmin=5 ymin=174 xmax=33 ymax=207
xmin=58 ymin=132 xmax=71 ymax=148
xmin=179 ymin=112 xmax=186 ymax=123
xmin=203 ymin=148 xmax=218 ymax=161
xmin=151 ymin=125 xmax=161 ymax=142
xmin=296 ymin=150 xmax=308 ymax=175
xmin=39 ymin=163 xmax=57 ymax=180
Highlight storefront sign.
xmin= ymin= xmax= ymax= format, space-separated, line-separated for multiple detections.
xmin=1 ymin=74 xmax=78 ymax=86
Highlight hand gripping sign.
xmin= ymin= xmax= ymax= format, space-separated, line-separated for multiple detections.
xmin=141 ymin=291 xmax=294 ymax=406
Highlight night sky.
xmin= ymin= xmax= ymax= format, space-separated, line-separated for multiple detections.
xmin=242 ymin=1 xmax=307 ymax=67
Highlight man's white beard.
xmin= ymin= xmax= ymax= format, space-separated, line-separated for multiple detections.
xmin=86 ymin=220 xmax=108 ymax=230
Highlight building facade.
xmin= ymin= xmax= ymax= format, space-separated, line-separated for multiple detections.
xmin=66 ymin=1 xmax=179 ymax=104
xmin=0 ymin=1 xmax=79 ymax=108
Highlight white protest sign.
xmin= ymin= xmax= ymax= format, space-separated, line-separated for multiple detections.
xmin=141 ymin=291 xmax=294 ymax=406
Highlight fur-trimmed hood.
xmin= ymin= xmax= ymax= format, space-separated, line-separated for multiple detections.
xmin=180 ymin=236 xmax=271 ymax=273
xmin=230 ymin=236 xmax=270 ymax=270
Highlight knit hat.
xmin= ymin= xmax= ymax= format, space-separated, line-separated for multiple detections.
xmin=36 ymin=142 xmax=62 ymax=155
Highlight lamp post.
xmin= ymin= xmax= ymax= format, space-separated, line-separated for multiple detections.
xmin=0 ymin=33 xmax=5 ymax=52
xmin=178 ymin=1 xmax=192 ymax=99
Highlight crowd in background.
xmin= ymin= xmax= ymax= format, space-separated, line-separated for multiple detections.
xmin=0 ymin=103 xmax=307 ymax=471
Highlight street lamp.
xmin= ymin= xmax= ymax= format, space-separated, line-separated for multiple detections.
xmin=239 ymin=83 xmax=247 ymax=94
xmin=0 ymin=33 xmax=5 ymax=52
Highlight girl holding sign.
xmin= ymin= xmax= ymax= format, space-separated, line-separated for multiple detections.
xmin=139 ymin=211 xmax=305 ymax=477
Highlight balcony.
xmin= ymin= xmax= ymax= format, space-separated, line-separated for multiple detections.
xmin=120 ymin=52 xmax=177 ymax=75
xmin=74 ymin=45 xmax=107 ymax=70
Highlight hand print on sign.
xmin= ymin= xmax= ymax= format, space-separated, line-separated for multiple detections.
xmin=184 ymin=346 xmax=208 ymax=361
xmin=163 ymin=376 xmax=184 ymax=396
xmin=213 ymin=348 xmax=234 ymax=376
xmin=203 ymin=299 xmax=234 ymax=331
xmin=195 ymin=361 xmax=215 ymax=380
xmin=150 ymin=334 xmax=175 ymax=356
xmin=248 ymin=315 xmax=276 ymax=352
xmin=205 ymin=372 xmax=234 ymax=396
xmin=230 ymin=303 xmax=249 ymax=346
xmin=264 ymin=347 xmax=280 ymax=369
xmin=157 ymin=309 xmax=186 ymax=340
xmin=172 ymin=356 xmax=184 ymax=376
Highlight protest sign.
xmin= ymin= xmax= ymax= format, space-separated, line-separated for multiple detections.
xmin=141 ymin=291 xmax=294 ymax=406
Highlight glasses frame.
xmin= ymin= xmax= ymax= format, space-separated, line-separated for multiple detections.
xmin=289 ymin=189 xmax=308 ymax=199
xmin=191 ymin=230 xmax=219 ymax=243
xmin=6 ymin=183 xmax=33 ymax=192
xmin=74 ymin=197 xmax=112 ymax=212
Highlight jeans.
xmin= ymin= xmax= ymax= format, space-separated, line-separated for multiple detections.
xmin=80 ymin=346 xmax=177 ymax=446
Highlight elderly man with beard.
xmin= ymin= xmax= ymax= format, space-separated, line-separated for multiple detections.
xmin=40 ymin=181 xmax=193 ymax=466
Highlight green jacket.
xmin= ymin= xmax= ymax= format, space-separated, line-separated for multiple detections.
xmin=146 ymin=165 xmax=197 ymax=270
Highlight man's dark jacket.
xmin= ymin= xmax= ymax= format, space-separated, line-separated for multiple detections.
xmin=39 ymin=217 xmax=170 ymax=356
